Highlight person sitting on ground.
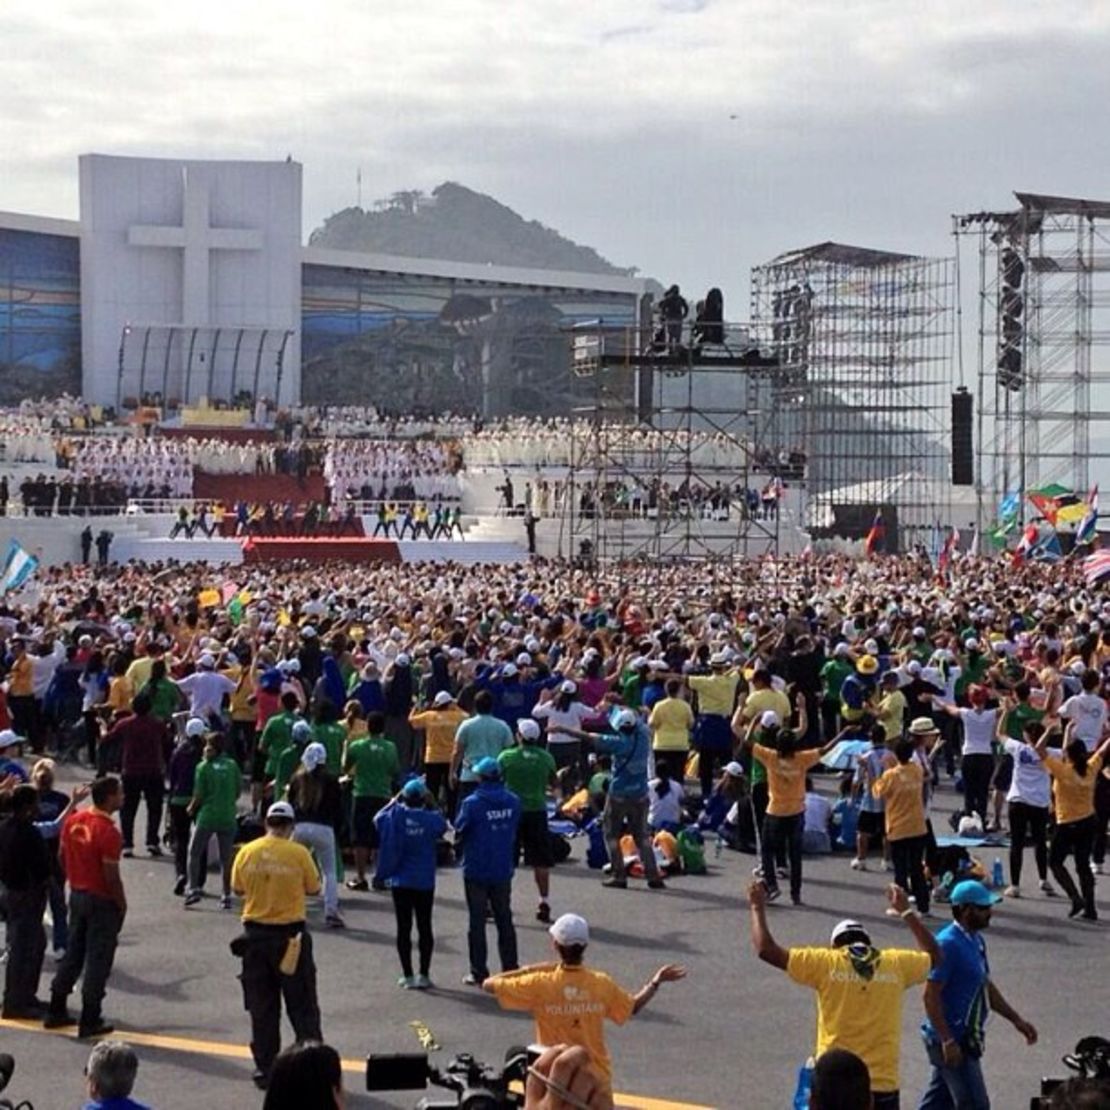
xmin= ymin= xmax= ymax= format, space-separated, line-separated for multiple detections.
xmin=82 ymin=1041 xmax=151 ymax=1110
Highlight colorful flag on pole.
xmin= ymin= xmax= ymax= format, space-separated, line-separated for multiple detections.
xmin=938 ymin=526 xmax=959 ymax=573
xmin=1031 ymin=527 xmax=1063 ymax=562
xmin=1076 ymin=485 xmax=1099 ymax=547
xmin=864 ymin=509 xmax=884 ymax=558
xmin=1083 ymin=550 xmax=1110 ymax=587
xmin=1013 ymin=522 xmax=1039 ymax=565
xmin=1 ymin=540 xmax=38 ymax=594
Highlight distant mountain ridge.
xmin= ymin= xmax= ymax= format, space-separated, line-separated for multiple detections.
xmin=308 ymin=182 xmax=636 ymax=276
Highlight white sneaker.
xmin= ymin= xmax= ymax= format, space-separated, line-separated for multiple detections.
xmin=1039 ymin=880 xmax=1057 ymax=897
xmin=1093 ymin=861 xmax=1105 ymax=876
xmin=850 ymin=858 xmax=867 ymax=871
xmin=1004 ymin=885 xmax=1021 ymax=898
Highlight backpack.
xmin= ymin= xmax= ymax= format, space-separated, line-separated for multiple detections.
xmin=677 ymin=826 xmax=707 ymax=875
xmin=585 ymin=818 xmax=608 ymax=869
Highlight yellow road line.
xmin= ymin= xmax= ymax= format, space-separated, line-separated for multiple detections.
xmin=0 ymin=1018 xmax=712 ymax=1109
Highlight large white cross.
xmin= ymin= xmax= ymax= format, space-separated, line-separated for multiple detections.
xmin=127 ymin=168 xmax=264 ymax=326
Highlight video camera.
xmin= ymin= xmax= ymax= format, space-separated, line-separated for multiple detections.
xmin=1030 ymin=1035 xmax=1110 ymax=1109
xmin=366 ymin=1047 xmax=534 ymax=1109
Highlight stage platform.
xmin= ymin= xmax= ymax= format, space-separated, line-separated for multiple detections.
xmin=241 ymin=537 xmax=402 ymax=563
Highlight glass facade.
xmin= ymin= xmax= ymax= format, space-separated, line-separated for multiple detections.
xmin=301 ymin=265 xmax=638 ymax=415
xmin=0 ymin=229 xmax=81 ymax=404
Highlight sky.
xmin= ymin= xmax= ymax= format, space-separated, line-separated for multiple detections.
xmin=4 ymin=0 xmax=1110 ymax=318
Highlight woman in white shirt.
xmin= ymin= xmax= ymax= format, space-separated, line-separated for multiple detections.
xmin=997 ymin=710 xmax=1054 ymax=898
xmin=938 ymin=684 xmax=997 ymax=825
xmin=532 ymin=680 xmax=595 ymax=792
xmin=648 ymin=765 xmax=685 ymax=832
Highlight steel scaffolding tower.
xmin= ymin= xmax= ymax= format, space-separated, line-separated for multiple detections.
xmin=750 ymin=244 xmax=955 ymax=552
xmin=955 ymin=193 xmax=1110 ymax=532
xmin=563 ymin=321 xmax=785 ymax=563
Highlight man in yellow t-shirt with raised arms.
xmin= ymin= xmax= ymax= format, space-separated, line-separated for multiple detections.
xmin=230 ymin=800 xmax=323 ymax=1091
xmin=482 ymin=912 xmax=685 ymax=1096
xmin=747 ymin=879 xmax=941 ymax=1110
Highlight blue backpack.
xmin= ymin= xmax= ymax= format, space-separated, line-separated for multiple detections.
xmin=585 ymin=818 xmax=608 ymax=869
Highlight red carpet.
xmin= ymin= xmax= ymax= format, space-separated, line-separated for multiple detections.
xmin=158 ymin=426 xmax=278 ymax=444
xmin=241 ymin=538 xmax=401 ymax=564
xmin=218 ymin=519 xmax=365 ymax=538
xmin=193 ymin=472 xmax=327 ymax=504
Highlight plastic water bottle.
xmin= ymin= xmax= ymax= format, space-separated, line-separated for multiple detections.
xmin=992 ymin=856 xmax=1004 ymax=889
xmin=714 ymin=833 xmax=724 ymax=859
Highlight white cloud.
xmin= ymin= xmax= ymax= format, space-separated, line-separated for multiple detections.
xmin=3 ymin=0 xmax=1110 ymax=310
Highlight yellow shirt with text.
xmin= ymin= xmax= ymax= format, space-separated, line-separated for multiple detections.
xmin=753 ymin=745 xmax=821 ymax=816
xmin=490 ymin=964 xmax=635 ymax=1085
xmin=787 ymin=946 xmax=931 ymax=1094
xmin=231 ymin=834 xmax=321 ymax=925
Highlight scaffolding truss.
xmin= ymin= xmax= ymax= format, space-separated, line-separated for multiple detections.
xmin=955 ymin=193 xmax=1110 ymax=531
xmin=563 ymin=321 xmax=784 ymax=563
xmin=750 ymin=243 xmax=955 ymax=551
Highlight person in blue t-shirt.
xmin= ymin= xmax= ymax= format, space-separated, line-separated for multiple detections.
xmin=375 ymin=778 xmax=448 ymax=991
xmin=454 ymin=758 xmax=522 ymax=986
xmin=552 ymin=707 xmax=665 ymax=891
xmin=920 ymin=880 xmax=1038 ymax=1110
xmin=82 ymin=1041 xmax=152 ymax=1110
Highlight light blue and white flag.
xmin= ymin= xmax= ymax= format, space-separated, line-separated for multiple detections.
xmin=1 ymin=540 xmax=39 ymax=593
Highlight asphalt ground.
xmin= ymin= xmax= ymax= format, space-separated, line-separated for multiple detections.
xmin=1 ymin=769 xmax=1106 ymax=1110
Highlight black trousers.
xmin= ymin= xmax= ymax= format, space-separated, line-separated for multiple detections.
xmin=960 ymin=753 xmax=993 ymax=822
xmin=890 ymin=834 xmax=930 ymax=913
xmin=169 ymin=803 xmax=193 ymax=882
xmin=228 ymin=720 xmax=256 ymax=769
xmin=238 ymin=926 xmax=321 ymax=1076
xmin=464 ymin=879 xmax=517 ymax=980
xmin=9 ymin=695 xmax=40 ymax=753
xmin=761 ymin=813 xmax=803 ymax=901
xmin=50 ymin=891 xmax=122 ymax=1024
xmin=121 ymin=773 xmax=165 ymax=849
xmin=2 ymin=884 xmax=47 ymax=1010
xmin=1008 ymin=801 xmax=1049 ymax=887
xmin=392 ymin=887 xmax=435 ymax=978
xmin=424 ymin=763 xmax=454 ymax=816
xmin=1050 ymin=816 xmax=1096 ymax=914
xmin=752 ymin=782 xmax=786 ymax=867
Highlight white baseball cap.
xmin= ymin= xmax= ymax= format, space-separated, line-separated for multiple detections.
xmin=516 ymin=652 xmax=532 ymax=666
xmin=549 ymin=912 xmax=589 ymax=947
xmin=301 ymin=742 xmax=327 ymax=771
xmin=0 ymin=729 xmax=23 ymax=749
xmin=433 ymin=691 xmax=454 ymax=708
xmin=559 ymin=679 xmax=578 ymax=695
xmin=395 ymin=653 xmax=411 ymax=667
xmin=301 ymin=625 xmax=317 ymax=638
xmin=760 ymin=710 xmax=781 ymax=729
xmin=724 ymin=761 xmax=745 ymax=777
xmin=518 ymin=719 xmax=542 ymax=742
xmin=266 ymin=801 xmax=295 ymax=822
xmin=185 ymin=718 xmax=208 ymax=738
xmin=501 ymin=663 xmax=518 ymax=678
xmin=830 ymin=919 xmax=871 ymax=946
xmin=614 ymin=708 xmax=637 ymax=730
xmin=197 ymin=653 xmax=216 ymax=670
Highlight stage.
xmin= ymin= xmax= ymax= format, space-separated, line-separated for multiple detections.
xmin=240 ymin=537 xmax=401 ymax=563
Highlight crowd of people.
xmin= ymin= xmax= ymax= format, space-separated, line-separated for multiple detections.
xmin=0 ymin=543 xmax=1107 ymax=1106
xmin=323 ymin=438 xmax=464 ymax=505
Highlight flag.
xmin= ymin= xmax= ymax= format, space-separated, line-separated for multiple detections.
xmin=197 ymin=588 xmax=221 ymax=608
xmin=998 ymin=491 xmax=1021 ymax=524
xmin=1076 ymin=485 xmax=1099 ymax=546
xmin=938 ymin=526 xmax=959 ymax=573
xmin=1084 ymin=550 xmax=1110 ymax=587
xmin=1031 ymin=527 xmax=1063 ymax=562
xmin=1 ymin=540 xmax=38 ymax=594
xmin=929 ymin=520 xmax=943 ymax=566
xmin=1013 ymin=522 xmax=1039 ymax=564
xmin=864 ymin=510 xmax=884 ymax=558
xmin=969 ymin=522 xmax=980 ymax=557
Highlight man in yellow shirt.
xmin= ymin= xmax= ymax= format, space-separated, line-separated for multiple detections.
xmin=687 ymin=653 xmax=740 ymax=797
xmin=748 ymin=879 xmax=940 ymax=1110
xmin=483 ymin=912 xmax=685 ymax=1094
xmin=872 ymin=738 xmax=931 ymax=915
xmin=408 ymin=691 xmax=468 ymax=812
xmin=230 ymin=800 xmax=322 ymax=1090
xmin=647 ymin=679 xmax=694 ymax=780
xmin=876 ymin=671 xmax=907 ymax=745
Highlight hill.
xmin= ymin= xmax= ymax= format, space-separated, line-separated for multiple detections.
xmin=307 ymin=182 xmax=635 ymax=275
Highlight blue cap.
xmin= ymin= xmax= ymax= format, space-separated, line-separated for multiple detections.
xmin=950 ymin=880 xmax=1002 ymax=907
xmin=474 ymin=756 xmax=501 ymax=779
xmin=402 ymin=778 xmax=426 ymax=800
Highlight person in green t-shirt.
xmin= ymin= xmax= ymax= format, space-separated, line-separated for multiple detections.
xmin=273 ymin=720 xmax=314 ymax=804
xmin=139 ymin=658 xmax=182 ymax=723
xmin=256 ymin=692 xmax=301 ymax=808
xmin=185 ymin=736 xmax=242 ymax=908
xmin=342 ymin=710 xmax=400 ymax=891
xmin=819 ymin=648 xmax=854 ymax=742
xmin=498 ymin=718 xmax=557 ymax=923
xmin=312 ymin=703 xmax=347 ymax=775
